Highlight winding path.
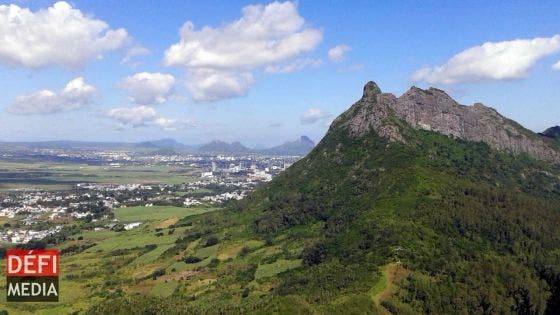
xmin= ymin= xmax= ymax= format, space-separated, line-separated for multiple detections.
xmin=370 ymin=263 xmax=409 ymax=314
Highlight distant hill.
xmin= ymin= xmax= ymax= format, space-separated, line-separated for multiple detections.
xmin=198 ymin=140 xmax=253 ymax=154
xmin=136 ymin=138 xmax=202 ymax=154
xmin=196 ymin=136 xmax=315 ymax=155
xmin=137 ymin=138 xmax=182 ymax=149
xmin=262 ymin=135 xmax=315 ymax=156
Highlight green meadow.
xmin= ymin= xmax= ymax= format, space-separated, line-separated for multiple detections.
xmin=0 ymin=204 xmax=315 ymax=314
xmin=0 ymin=160 xmax=200 ymax=191
xmin=114 ymin=206 xmax=214 ymax=222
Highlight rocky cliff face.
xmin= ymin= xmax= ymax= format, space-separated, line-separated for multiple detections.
xmin=331 ymin=81 xmax=560 ymax=163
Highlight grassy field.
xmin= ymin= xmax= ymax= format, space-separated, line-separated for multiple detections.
xmin=150 ymin=281 xmax=179 ymax=297
xmin=254 ymin=259 xmax=302 ymax=280
xmin=114 ymin=206 xmax=215 ymax=222
xmin=0 ymin=204 xmax=289 ymax=314
xmin=0 ymin=160 xmax=200 ymax=191
xmin=0 ymin=205 xmax=213 ymax=313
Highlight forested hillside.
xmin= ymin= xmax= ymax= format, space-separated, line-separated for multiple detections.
xmin=90 ymin=83 xmax=560 ymax=314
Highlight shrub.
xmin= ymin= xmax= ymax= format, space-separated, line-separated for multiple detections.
xmin=302 ymin=241 xmax=327 ymax=266
xmin=204 ymin=236 xmax=219 ymax=247
xmin=238 ymin=246 xmax=250 ymax=257
xmin=184 ymin=256 xmax=202 ymax=264
xmin=151 ymin=268 xmax=166 ymax=280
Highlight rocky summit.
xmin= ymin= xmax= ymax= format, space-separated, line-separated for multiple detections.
xmin=542 ymin=126 xmax=560 ymax=139
xmin=332 ymin=81 xmax=560 ymax=163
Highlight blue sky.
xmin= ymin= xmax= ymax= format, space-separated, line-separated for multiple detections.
xmin=0 ymin=0 xmax=559 ymax=146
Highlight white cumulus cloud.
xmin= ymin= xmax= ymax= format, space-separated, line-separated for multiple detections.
xmin=553 ymin=60 xmax=560 ymax=71
xmin=107 ymin=105 xmax=157 ymax=127
xmin=411 ymin=35 xmax=560 ymax=84
xmin=7 ymin=77 xmax=95 ymax=114
xmin=328 ymin=45 xmax=350 ymax=62
xmin=300 ymin=108 xmax=329 ymax=125
xmin=164 ymin=1 xmax=322 ymax=102
xmin=119 ymin=72 xmax=175 ymax=105
xmin=107 ymin=105 xmax=193 ymax=131
xmin=0 ymin=1 xmax=129 ymax=68
xmin=186 ymin=69 xmax=255 ymax=102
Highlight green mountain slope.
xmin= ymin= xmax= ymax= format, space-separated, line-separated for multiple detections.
xmin=82 ymin=82 xmax=560 ymax=314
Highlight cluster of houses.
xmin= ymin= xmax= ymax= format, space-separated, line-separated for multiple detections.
xmin=0 ymin=157 xmax=288 ymax=245
xmin=0 ymin=225 xmax=62 ymax=244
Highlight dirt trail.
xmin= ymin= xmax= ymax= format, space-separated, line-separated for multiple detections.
xmin=371 ymin=263 xmax=410 ymax=314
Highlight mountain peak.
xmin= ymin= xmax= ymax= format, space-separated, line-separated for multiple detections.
xmin=541 ymin=126 xmax=560 ymax=139
xmin=362 ymin=81 xmax=382 ymax=100
xmin=199 ymin=140 xmax=251 ymax=154
xmin=262 ymin=135 xmax=315 ymax=156
xmin=337 ymin=81 xmax=559 ymax=163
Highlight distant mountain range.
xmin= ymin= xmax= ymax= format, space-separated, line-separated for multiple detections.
xmin=0 ymin=136 xmax=316 ymax=156
xmin=144 ymin=136 xmax=315 ymax=156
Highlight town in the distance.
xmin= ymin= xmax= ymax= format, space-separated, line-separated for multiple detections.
xmin=0 ymin=135 xmax=314 ymax=245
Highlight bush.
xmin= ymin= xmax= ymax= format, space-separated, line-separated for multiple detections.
xmin=204 ymin=236 xmax=219 ymax=247
xmin=184 ymin=256 xmax=202 ymax=264
xmin=238 ymin=246 xmax=250 ymax=257
xmin=235 ymin=263 xmax=257 ymax=283
xmin=302 ymin=241 xmax=327 ymax=266
xmin=151 ymin=268 xmax=166 ymax=280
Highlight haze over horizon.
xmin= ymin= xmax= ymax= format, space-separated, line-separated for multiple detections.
xmin=0 ymin=0 xmax=559 ymax=147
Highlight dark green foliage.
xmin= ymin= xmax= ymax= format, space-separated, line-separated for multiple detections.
xmin=301 ymin=241 xmax=327 ymax=266
xmin=276 ymin=260 xmax=379 ymax=305
xmin=235 ymin=263 xmax=257 ymax=283
xmin=151 ymin=269 xmax=166 ymax=280
xmin=184 ymin=256 xmax=202 ymax=264
xmin=238 ymin=246 xmax=250 ymax=257
xmin=60 ymin=243 xmax=96 ymax=255
xmin=243 ymin=123 xmax=560 ymax=314
xmin=204 ymin=236 xmax=219 ymax=247
xmin=18 ymin=239 xmax=47 ymax=250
